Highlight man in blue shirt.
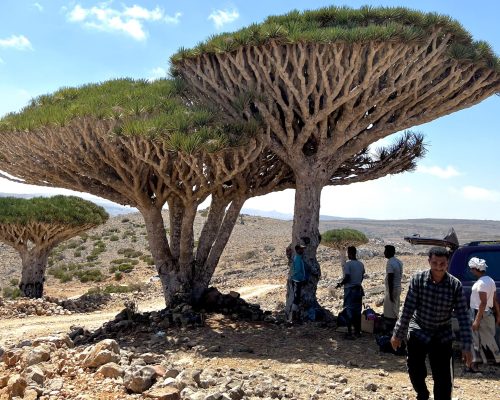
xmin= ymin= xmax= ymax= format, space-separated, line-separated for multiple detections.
xmin=289 ymin=244 xmax=307 ymax=322
xmin=391 ymin=247 xmax=472 ymax=400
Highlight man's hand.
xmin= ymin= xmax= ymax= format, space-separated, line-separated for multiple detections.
xmin=390 ymin=336 xmax=401 ymax=351
xmin=462 ymin=350 xmax=472 ymax=368
xmin=472 ymin=320 xmax=480 ymax=331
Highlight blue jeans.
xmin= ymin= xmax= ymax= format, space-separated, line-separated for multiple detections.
xmin=343 ymin=285 xmax=363 ymax=334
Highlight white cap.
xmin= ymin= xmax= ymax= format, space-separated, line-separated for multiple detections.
xmin=468 ymin=257 xmax=488 ymax=271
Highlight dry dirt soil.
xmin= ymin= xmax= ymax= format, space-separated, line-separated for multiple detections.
xmin=1 ymin=212 xmax=499 ymax=399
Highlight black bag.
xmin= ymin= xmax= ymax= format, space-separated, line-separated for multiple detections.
xmin=376 ymin=335 xmax=407 ymax=356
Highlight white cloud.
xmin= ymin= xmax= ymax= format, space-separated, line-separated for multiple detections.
xmin=66 ymin=4 xmax=181 ymax=41
xmin=164 ymin=12 xmax=182 ymax=25
xmin=417 ymin=165 xmax=460 ymax=179
xmin=148 ymin=67 xmax=167 ymax=81
xmin=208 ymin=9 xmax=239 ymax=29
xmin=461 ymin=186 xmax=500 ymax=202
xmin=0 ymin=35 xmax=33 ymax=50
xmin=33 ymin=2 xmax=43 ymax=12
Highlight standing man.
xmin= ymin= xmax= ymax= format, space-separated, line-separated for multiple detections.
xmin=383 ymin=245 xmax=403 ymax=334
xmin=289 ymin=244 xmax=307 ymax=323
xmin=337 ymin=246 xmax=365 ymax=338
xmin=391 ymin=247 xmax=472 ymax=400
xmin=468 ymin=257 xmax=500 ymax=370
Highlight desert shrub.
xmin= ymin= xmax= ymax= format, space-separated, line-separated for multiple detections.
xmin=111 ymin=258 xmax=139 ymax=265
xmin=65 ymin=240 xmax=80 ymax=249
xmin=264 ymin=245 xmax=275 ymax=252
xmin=9 ymin=278 xmax=18 ymax=286
xmin=109 ymin=235 xmax=119 ymax=241
xmin=76 ymin=269 xmax=103 ymax=282
xmin=74 ymin=250 xmax=82 ymax=257
xmin=117 ymin=248 xmax=143 ymax=258
xmin=140 ymin=255 xmax=154 ymax=265
xmin=87 ymin=283 xmax=142 ymax=295
xmin=109 ymin=263 xmax=134 ymax=273
xmin=87 ymin=240 xmax=106 ymax=261
xmin=79 ymin=233 xmax=89 ymax=242
xmin=121 ymin=218 xmax=130 ymax=223
xmin=3 ymin=286 xmax=21 ymax=299
xmin=114 ymin=272 xmax=123 ymax=281
xmin=237 ymin=250 xmax=257 ymax=261
xmin=48 ymin=263 xmax=79 ymax=282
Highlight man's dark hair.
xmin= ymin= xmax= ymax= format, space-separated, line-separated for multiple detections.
xmin=384 ymin=245 xmax=396 ymax=257
xmin=347 ymin=246 xmax=357 ymax=258
xmin=428 ymin=246 xmax=449 ymax=259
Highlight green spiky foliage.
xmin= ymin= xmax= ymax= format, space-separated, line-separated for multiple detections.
xmin=0 ymin=195 xmax=108 ymax=226
xmin=321 ymin=228 xmax=369 ymax=250
xmin=0 ymin=78 xmax=256 ymax=153
xmin=171 ymin=6 xmax=499 ymax=71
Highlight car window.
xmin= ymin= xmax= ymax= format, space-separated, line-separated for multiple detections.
xmin=463 ymin=251 xmax=500 ymax=281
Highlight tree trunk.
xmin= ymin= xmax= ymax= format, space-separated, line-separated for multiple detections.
xmin=141 ymin=205 xmax=185 ymax=307
xmin=285 ymin=173 xmax=323 ymax=321
xmin=192 ymin=197 xmax=245 ymax=303
xmin=19 ymin=248 xmax=50 ymax=298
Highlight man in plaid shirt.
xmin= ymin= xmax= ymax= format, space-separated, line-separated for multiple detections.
xmin=391 ymin=247 xmax=472 ymax=400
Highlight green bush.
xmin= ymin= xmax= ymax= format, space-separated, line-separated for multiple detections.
xmin=114 ymin=272 xmax=123 ymax=281
xmin=109 ymin=235 xmax=119 ymax=241
xmin=87 ymin=283 xmax=142 ymax=295
xmin=76 ymin=269 xmax=103 ymax=283
xmin=48 ymin=263 xmax=79 ymax=282
xmin=140 ymin=255 xmax=155 ymax=265
xmin=3 ymin=286 xmax=21 ymax=299
xmin=117 ymin=248 xmax=143 ymax=258
xmin=110 ymin=264 xmax=134 ymax=273
xmin=111 ymin=258 xmax=139 ymax=265
xmin=121 ymin=218 xmax=130 ymax=223
xmin=9 ymin=278 xmax=19 ymax=286
xmin=74 ymin=250 xmax=82 ymax=258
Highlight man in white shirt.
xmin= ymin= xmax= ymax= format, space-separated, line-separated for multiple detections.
xmin=468 ymin=257 xmax=500 ymax=370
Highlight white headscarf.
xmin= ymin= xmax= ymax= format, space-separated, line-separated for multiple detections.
xmin=468 ymin=257 xmax=488 ymax=271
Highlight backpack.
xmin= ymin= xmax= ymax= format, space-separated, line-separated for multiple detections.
xmin=375 ymin=335 xmax=407 ymax=356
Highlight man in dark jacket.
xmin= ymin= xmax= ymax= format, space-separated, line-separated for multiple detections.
xmin=391 ymin=246 xmax=472 ymax=400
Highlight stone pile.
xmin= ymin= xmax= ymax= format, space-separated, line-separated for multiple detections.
xmin=0 ymin=297 xmax=72 ymax=319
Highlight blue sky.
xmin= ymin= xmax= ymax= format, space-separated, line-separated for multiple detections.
xmin=0 ymin=0 xmax=499 ymax=220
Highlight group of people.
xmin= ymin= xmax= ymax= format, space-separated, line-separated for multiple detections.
xmin=289 ymin=243 xmax=500 ymax=400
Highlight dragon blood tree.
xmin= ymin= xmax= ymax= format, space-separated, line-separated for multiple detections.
xmin=0 ymin=79 xmax=263 ymax=306
xmin=321 ymin=228 xmax=369 ymax=268
xmin=171 ymin=5 xmax=500 ymax=315
xmin=0 ymin=196 xmax=108 ymax=298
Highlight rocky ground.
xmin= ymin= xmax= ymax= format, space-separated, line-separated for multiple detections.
xmin=1 ymin=212 xmax=499 ymax=399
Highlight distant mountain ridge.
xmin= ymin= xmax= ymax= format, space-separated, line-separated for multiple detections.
xmin=2 ymin=193 xmax=499 ymax=242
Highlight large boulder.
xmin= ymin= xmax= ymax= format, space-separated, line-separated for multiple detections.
xmin=82 ymin=339 xmax=120 ymax=368
xmin=124 ymin=365 xmax=157 ymax=393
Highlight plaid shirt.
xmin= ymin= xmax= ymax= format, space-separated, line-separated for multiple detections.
xmin=393 ymin=270 xmax=472 ymax=351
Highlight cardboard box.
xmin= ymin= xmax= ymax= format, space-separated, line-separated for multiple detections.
xmin=361 ymin=316 xmax=375 ymax=333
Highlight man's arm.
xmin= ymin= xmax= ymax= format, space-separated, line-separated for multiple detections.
xmin=493 ymin=289 xmax=500 ymax=326
xmin=392 ymin=275 xmax=418 ymax=341
xmin=454 ymin=284 xmax=472 ymax=352
xmin=472 ymin=291 xmax=488 ymax=331
xmin=388 ymin=273 xmax=395 ymax=302
xmin=337 ymin=274 xmax=350 ymax=288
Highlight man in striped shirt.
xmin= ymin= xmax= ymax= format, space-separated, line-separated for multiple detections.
xmin=391 ymin=246 xmax=472 ymax=400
